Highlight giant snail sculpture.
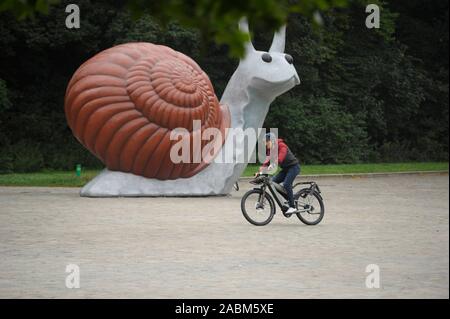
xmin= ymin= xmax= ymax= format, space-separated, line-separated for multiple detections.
xmin=65 ymin=18 xmax=300 ymax=196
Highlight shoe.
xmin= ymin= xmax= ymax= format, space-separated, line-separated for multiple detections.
xmin=286 ymin=207 xmax=297 ymax=215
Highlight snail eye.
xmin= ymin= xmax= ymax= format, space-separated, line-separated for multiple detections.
xmin=261 ymin=53 xmax=272 ymax=63
xmin=285 ymin=54 xmax=294 ymax=64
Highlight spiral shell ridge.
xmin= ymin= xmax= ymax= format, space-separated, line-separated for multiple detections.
xmin=65 ymin=43 xmax=230 ymax=180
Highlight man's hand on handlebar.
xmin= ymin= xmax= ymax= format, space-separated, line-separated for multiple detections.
xmin=257 ymin=164 xmax=275 ymax=176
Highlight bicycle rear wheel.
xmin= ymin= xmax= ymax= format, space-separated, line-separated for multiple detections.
xmin=241 ymin=189 xmax=275 ymax=226
xmin=294 ymin=189 xmax=325 ymax=225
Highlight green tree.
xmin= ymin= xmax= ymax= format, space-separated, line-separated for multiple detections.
xmin=1 ymin=0 xmax=348 ymax=58
xmin=0 ymin=0 xmax=448 ymax=173
xmin=0 ymin=78 xmax=11 ymax=111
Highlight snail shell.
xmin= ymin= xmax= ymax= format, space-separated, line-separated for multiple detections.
xmin=65 ymin=43 xmax=230 ymax=180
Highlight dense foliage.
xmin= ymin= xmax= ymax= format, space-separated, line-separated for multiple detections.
xmin=0 ymin=0 xmax=347 ymax=58
xmin=0 ymin=0 xmax=448 ymax=172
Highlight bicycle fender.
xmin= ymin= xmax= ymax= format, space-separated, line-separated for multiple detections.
xmin=315 ymin=191 xmax=324 ymax=201
xmin=296 ymin=189 xmax=323 ymax=201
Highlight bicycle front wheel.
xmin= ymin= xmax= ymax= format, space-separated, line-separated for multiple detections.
xmin=241 ymin=189 xmax=275 ymax=226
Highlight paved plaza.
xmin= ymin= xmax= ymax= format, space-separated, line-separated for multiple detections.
xmin=0 ymin=174 xmax=448 ymax=298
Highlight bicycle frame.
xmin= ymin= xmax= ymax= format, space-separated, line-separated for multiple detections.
xmin=260 ymin=182 xmax=287 ymax=211
xmin=252 ymin=175 xmax=321 ymax=213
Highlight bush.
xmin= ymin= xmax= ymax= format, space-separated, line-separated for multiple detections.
xmin=0 ymin=79 xmax=11 ymax=112
xmin=376 ymin=141 xmax=416 ymax=162
xmin=265 ymin=96 xmax=370 ymax=164
xmin=0 ymin=135 xmax=103 ymax=174
xmin=8 ymin=141 xmax=44 ymax=172
xmin=0 ymin=131 xmax=12 ymax=173
xmin=0 ymin=148 xmax=13 ymax=173
xmin=44 ymin=141 xmax=103 ymax=171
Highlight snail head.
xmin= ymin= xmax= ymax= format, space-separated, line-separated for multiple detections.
xmin=238 ymin=18 xmax=300 ymax=98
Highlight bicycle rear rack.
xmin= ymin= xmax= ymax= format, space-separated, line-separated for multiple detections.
xmin=293 ymin=181 xmax=321 ymax=194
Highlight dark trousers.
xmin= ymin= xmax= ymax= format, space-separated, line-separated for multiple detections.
xmin=272 ymin=164 xmax=300 ymax=207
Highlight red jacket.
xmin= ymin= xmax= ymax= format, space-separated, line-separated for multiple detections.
xmin=261 ymin=138 xmax=298 ymax=169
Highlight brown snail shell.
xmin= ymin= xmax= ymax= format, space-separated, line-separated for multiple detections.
xmin=64 ymin=43 xmax=230 ymax=180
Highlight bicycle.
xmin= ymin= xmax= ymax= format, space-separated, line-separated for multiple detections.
xmin=240 ymin=173 xmax=325 ymax=226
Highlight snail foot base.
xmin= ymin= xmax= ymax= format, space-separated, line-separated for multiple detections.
xmin=80 ymin=169 xmax=230 ymax=197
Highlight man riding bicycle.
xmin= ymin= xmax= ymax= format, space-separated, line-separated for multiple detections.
xmin=257 ymin=132 xmax=301 ymax=215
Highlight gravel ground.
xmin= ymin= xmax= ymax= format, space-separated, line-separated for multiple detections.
xmin=0 ymin=173 xmax=448 ymax=298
